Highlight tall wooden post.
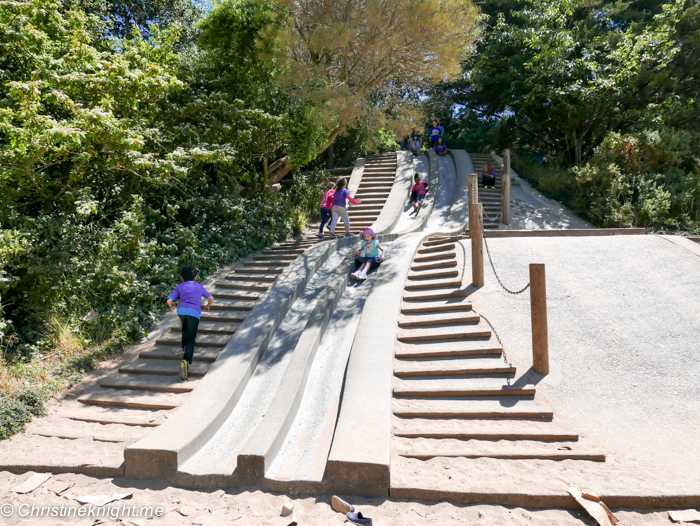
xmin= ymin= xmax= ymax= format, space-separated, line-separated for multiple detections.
xmin=530 ymin=263 xmax=549 ymax=375
xmin=470 ymin=203 xmax=484 ymax=287
xmin=502 ymin=149 xmax=511 ymax=225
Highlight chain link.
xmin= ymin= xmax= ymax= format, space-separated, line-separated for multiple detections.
xmin=479 ymin=214 xmax=530 ymax=295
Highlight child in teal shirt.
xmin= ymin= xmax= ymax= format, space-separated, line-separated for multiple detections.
xmin=351 ymin=228 xmax=387 ymax=281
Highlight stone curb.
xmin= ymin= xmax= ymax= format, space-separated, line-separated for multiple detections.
xmin=372 ymin=151 xmax=413 ymax=234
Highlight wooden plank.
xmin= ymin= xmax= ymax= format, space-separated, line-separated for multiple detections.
xmin=403 ymin=290 xmax=467 ymax=302
xmin=411 ymin=260 xmax=458 ymax=271
xmin=78 ymin=390 xmax=185 ymax=410
xmin=393 ymin=385 xmax=536 ymax=397
xmin=397 ymin=312 xmax=481 ymax=327
xmin=400 ymin=450 xmax=605 ymax=462
xmin=394 ymin=430 xmax=579 ymax=441
xmin=119 ymin=360 xmax=209 ymax=377
xmin=100 ymin=375 xmax=197 ymax=393
xmin=417 ymin=244 xmax=456 ymax=254
xmin=401 ymin=299 xmax=471 ymax=314
xmin=396 ymin=326 xmax=491 ymax=343
xmin=393 ymin=363 xmax=515 ymax=377
xmin=140 ymin=347 xmax=219 ymax=362
xmin=393 ymin=407 xmax=553 ymax=419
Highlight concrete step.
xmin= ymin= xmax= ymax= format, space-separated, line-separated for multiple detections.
xmin=141 ymin=346 xmax=220 ymax=362
xmin=417 ymin=244 xmax=456 ymax=254
xmin=402 ymin=290 xmax=467 ymax=302
xmin=393 ymin=384 xmax=535 ymax=397
xmin=397 ymin=448 xmax=605 ymax=462
xmin=394 ymin=340 xmax=501 ymax=359
xmin=78 ymin=389 xmax=186 ymax=410
xmin=156 ymin=332 xmax=230 ymax=347
xmin=413 ymin=253 xmax=456 ymax=263
xmin=99 ymin=374 xmax=198 ymax=393
xmin=119 ymin=360 xmax=210 ymax=377
xmin=404 ymin=279 xmax=462 ymax=291
xmin=397 ymin=312 xmax=481 ymax=328
xmin=411 ymin=260 xmax=458 ymax=272
xmin=394 ymin=358 xmax=514 ymax=376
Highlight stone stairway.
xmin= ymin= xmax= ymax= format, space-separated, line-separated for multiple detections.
xmin=390 ymin=235 xmax=605 ymax=470
xmin=1 ymin=238 xmax=320 ymax=474
xmin=469 ymin=153 xmax=504 ymax=229
xmin=345 ymin=152 xmax=397 ymax=235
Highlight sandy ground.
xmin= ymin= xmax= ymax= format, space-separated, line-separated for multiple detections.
xmin=0 ymin=471 xmax=685 ymax=526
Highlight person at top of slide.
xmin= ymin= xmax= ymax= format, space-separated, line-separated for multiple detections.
xmin=482 ymin=163 xmax=497 ymax=188
xmin=329 ymin=177 xmax=360 ymax=238
xmin=409 ymin=127 xmax=422 ymax=156
xmin=429 ymin=119 xmax=444 ymax=147
xmin=434 ymin=136 xmax=448 ymax=156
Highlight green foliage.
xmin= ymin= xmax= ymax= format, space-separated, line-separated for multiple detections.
xmin=0 ymin=395 xmax=31 ymax=440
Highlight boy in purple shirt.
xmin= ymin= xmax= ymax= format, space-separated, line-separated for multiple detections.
xmin=167 ymin=264 xmax=214 ymax=380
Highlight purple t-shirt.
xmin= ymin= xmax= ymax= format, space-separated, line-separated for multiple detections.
xmin=333 ymin=187 xmax=351 ymax=208
xmin=168 ymin=281 xmax=212 ymax=319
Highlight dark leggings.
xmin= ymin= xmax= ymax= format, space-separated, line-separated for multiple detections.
xmin=319 ymin=207 xmax=332 ymax=233
xmin=179 ymin=314 xmax=199 ymax=364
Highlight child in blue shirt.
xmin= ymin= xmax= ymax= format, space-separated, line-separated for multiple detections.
xmin=428 ymin=119 xmax=444 ymax=147
xmin=167 ymin=264 xmax=214 ymax=380
xmin=351 ymin=228 xmax=386 ymax=280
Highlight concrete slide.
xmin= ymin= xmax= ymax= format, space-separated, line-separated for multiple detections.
xmin=123 ymin=150 xmax=474 ymax=494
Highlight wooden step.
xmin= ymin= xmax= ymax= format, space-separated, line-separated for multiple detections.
xmin=209 ymin=300 xmax=256 ymax=311
xmin=215 ymin=281 xmax=269 ymax=292
xmin=398 ymin=449 xmax=605 ymax=462
xmin=417 ymin=243 xmax=456 ymax=254
xmin=200 ymin=311 xmax=247 ymax=323
xmin=405 ymin=279 xmax=463 ymax=291
xmin=422 ymin=237 xmax=460 ymax=247
xmin=394 ymin=361 xmax=514 ymax=377
xmin=394 ymin=341 xmax=501 ymax=359
xmin=393 ymin=406 xmax=553 ymax=419
xmin=169 ymin=322 xmax=239 ymax=334
xmin=234 ymin=267 xmax=285 ymax=274
xmin=403 ymin=290 xmax=467 ymax=302
xmin=393 ymin=384 xmax=535 ymax=397
xmin=393 ymin=428 xmax=578 ymax=442
xmin=401 ymin=299 xmax=471 ymax=314
xmin=411 ymin=260 xmax=458 ymax=271
xmin=140 ymin=347 xmax=220 ymax=362
xmin=397 ymin=312 xmax=480 ymax=328
xmin=99 ymin=374 xmax=197 ymax=393
xmin=242 ymin=261 xmax=290 ymax=268
xmin=78 ymin=390 xmax=185 ymax=410
xmin=414 ymin=253 xmax=456 ymax=263
xmin=225 ymin=274 xmax=277 ymax=283
xmin=62 ymin=407 xmax=166 ymax=427
xmin=156 ymin=333 xmax=229 ymax=347
xmin=119 ymin=360 xmax=210 ymax=377
xmin=252 ymin=254 xmax=298 ymax=261
xmin=407 ymin=270 xmax=459 ymax=280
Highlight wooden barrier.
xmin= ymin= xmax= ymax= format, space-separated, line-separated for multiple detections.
xmin=529 ymin=264 xmax=549 ymax=375
xmin=470 ymin=203 xmax=484 ymax=287
xmin=502 ymin=149 xmax=511 ymax=225
xmin=467 ymin=173 xmax=478 ymax=207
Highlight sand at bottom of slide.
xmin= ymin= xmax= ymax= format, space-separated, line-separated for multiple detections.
xmin=0 ymin=471 xmax=684 ymax=526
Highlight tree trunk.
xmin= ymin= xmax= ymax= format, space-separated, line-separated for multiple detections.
xmin=326 ymin=143 xmax=335 ymax=169
xmin=266 ymin=156 xmax=292 ymax=185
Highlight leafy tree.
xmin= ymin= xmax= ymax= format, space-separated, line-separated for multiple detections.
xmin=260 ymin=0 xmax=481 ymax=182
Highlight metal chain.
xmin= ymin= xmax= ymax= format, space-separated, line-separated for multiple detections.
xmin=479 ymin=214 xmax=530 ymax=295
xmin=458 ymin=239 xmax=510 ymax=369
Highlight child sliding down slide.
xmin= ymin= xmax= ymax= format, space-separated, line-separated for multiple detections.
xmin=351 ymin=228 xmax=386 ymax=281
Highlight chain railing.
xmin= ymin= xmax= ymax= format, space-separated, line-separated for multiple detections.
xmin=480 ymin=215 xmax=530 ymax=295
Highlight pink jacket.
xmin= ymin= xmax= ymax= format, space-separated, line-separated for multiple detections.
xmin=320 ymin=189 xmax=335 ymax=210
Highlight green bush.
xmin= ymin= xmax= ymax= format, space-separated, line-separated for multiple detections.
xmin=0 ymin=396 xmax=32 ymax=440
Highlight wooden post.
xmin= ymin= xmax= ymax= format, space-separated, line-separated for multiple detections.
xmin=470 ymin=203 xmax=484 ymax=287
xmin=502 ymin=149 xmax=511 ymax=225
xmin=467 ymin=173 xmax=478 ymax=207
xmin=530 ymin=263 xmax=549 ymax=375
